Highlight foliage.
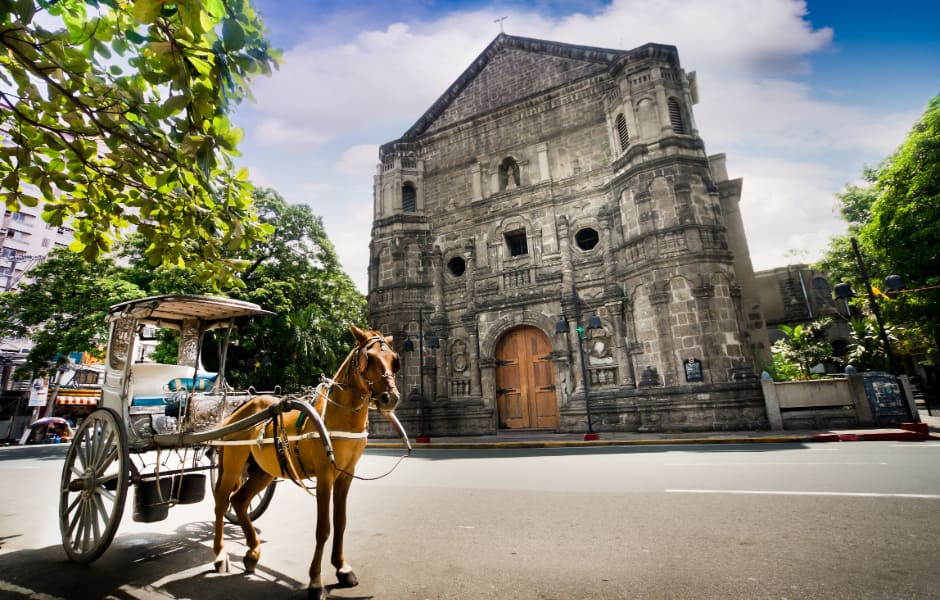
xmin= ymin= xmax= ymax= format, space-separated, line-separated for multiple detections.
xmin=0 ymin=248 xmax=144 ymax=373
xmin=1 ymin=188 xmax=366 ymax=394
xmin=221 ymin=189 xmax=367 ymax=391
xmin=764 ymin=351 xmax=802 ymax=382
xmin=0 ymin=0 xmax=279 ymax=288
xmin=816 ymin=93 xmax=940 ymax=363
xmin=771 ymin=318 xmax=835 ymax=380
xmin=844 ymin=318 xmax=895 ymax=372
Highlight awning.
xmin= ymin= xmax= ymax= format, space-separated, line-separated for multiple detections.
xmin=56 ymin=390 xmax=100 ymax=406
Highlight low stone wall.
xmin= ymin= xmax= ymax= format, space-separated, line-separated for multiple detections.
xmin=559 ymin=381 xmax=768 ymax=433
xmin=761 ymin=375 xmax=872 ymax=431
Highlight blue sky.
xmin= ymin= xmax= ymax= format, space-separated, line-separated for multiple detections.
xmin=231 ymin=0 xmax=940 ymax=292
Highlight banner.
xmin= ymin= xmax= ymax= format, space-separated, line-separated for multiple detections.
xmin=28 ymin=379 xmax=48 ymax=407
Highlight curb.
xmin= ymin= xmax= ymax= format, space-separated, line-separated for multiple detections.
xmin=367 ymin=435 xmax=812 ymax=450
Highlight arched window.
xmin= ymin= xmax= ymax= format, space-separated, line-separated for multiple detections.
xmin=402 ymin=183 xmax=417 ymax=212
xmin=667 ymin=98 xmax=685 ymax=134
xmin=615 ymin=113 xmax=629 ymax=151
xmin=498 ymin=157 xmax=520 ymax=191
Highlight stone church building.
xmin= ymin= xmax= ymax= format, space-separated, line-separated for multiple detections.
xmin=368 ymin=34 xmax=772 ymax=436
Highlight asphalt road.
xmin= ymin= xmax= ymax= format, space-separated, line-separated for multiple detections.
xmin=1 ymin=441 xmax=939 ymax=599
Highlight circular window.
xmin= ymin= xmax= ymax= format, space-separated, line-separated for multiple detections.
xmin=575 ymin=228 xmax=599 ymax=251
xmin=447 ymin=256 xmax=466 ymax=277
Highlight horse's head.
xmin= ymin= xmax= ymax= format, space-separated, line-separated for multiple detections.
xmin=350 ymin=324 xmax=401 ymax=413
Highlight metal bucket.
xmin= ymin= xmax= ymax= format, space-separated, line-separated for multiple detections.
xmin=172 ymin=473 xmax=206 ymax=504
xmin=133 ymin=477 xmax=172 ymax=522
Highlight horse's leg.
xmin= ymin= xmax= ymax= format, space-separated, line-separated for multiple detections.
xmin=331 ymin=473 xmax=358 ymax=588
xmin=231 ymin=466 xmax=275 ymax=574
xmin=212 ymin=447 xmax=250 ymax=573
xmin=308 ymin=475 xmax=335 ymax=600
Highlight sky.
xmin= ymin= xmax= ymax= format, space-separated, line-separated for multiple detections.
xmin=231 ymin=0 xmax=940 ymax=292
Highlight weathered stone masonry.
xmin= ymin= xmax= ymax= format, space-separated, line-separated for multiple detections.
xmin=368 ymin=34 xmax=772 ymax=436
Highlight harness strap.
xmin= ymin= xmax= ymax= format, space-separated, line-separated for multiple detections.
xmin=206 ymin=429 xmax=368 ymax=446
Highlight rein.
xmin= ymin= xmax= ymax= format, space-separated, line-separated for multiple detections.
xmin=267 ymin=336 xmax=410 ymax=484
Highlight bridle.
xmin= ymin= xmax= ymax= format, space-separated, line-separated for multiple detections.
xmin=326 ymin=335 xmax=399 ymax=414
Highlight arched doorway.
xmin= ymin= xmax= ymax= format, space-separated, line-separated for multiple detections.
xmin=495 ymin=326 xmax=558 ymax=429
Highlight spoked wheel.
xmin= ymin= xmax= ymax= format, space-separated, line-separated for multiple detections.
xmin=59 ymin=408 xmax=130 ymax=564
xmin=207 ymin=448 xmax=277 ymax=523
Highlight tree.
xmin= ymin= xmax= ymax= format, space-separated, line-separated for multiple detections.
xmin=862 ymin=94 xmax=940 ymax=357
xmin=223 ymin=189 xmax=367 ymax=391
xmin=816 ymin=94 xmax=940 ymax=363
xmin=0 ymin=248 xmax=144 ymax=374
xmin=1 ymin=0 xmax=279 ymax=288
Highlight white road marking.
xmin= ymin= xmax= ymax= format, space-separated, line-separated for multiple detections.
xmin=666 ymin=489 xmax=940 ymax=499
xmin=0 ymin=579 xmax=66 ymax=600
xmin=663 ymin=461 xmax=889 ymax=466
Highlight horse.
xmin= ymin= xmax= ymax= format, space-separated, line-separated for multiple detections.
xmin=211 ymin=324 xmax=401 ymax=599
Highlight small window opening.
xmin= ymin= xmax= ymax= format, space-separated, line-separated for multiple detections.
xmin=447 ymin=256 xmax=466 ymax=277
xmin=668 ymin=98 xmax=685 ymax=134
xmin=575 ymin=228 xmax=599 ymax=251
xmin=402 ymin=183 xmax=417 ymax=212
xmin=504 ymin=230 xmax=528 ymax=257
xmin=615 ymin=114 xmax=629 ymax=151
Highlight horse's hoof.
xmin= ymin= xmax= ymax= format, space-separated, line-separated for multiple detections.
xmin=213 ymin=552 xmax=229 ymax=573
xmin=243 ymin=554 xmax=259 ymax=574
xmin=307 ymin=586 xmax=326 ymax=600
xmin=335 ymin=568 xmax=359 ymax=588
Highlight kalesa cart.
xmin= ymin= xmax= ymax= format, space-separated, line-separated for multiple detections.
xmin=59 ymin=294 xmax=410 ymax=572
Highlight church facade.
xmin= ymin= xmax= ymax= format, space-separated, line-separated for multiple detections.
xmin=368 ymin=34 xmax=771 ymax=436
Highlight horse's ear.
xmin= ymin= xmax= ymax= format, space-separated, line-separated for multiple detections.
xmin=349 ymin=324 xmax=369 ymax=344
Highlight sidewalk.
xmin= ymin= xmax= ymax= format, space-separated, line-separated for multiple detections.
xmin=368 ymin=409 xmax=940 ymax=450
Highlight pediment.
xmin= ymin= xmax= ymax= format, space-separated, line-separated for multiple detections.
xmin=401 ymin=35 xmax=625 ymax=140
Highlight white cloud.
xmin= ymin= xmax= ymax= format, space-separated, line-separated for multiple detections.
xmin=336 ymin=144 xmax=380 ymax=176
xmin=254 ymin=117 xmax=329 ymax=148
xmin=729 ymin=156 xmax=846 ymax=269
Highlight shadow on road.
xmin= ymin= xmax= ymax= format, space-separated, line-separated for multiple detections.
xmin=0 ymin=520 xmax=319 ymax=600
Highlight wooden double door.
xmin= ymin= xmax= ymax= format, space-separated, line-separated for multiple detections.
xmin=495 ymin=326 xmax=558 ymax=429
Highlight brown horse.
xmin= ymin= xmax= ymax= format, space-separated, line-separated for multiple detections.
xmin=211 ymin=324 xmax=401 ymax=599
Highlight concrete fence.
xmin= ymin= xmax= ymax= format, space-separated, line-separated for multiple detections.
xmin=761 ymin=373 xmax=917 ymax=430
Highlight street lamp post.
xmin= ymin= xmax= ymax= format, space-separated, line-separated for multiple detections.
xmin=556 ymin=283 xmax=603 ymax=441
xmin=836 ymin=237 xmax=913 ymax=422
xmin=402 ymin=307 xmax=439 ymax=443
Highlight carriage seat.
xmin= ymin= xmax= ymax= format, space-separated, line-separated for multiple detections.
xmin=129 ymin=363 xmax=217 ymax=407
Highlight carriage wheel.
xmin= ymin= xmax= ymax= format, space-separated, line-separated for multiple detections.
xmin=207 ymin=448 xmax=277 ymax=523
xmin=59 ymin=408 xmax=130 ymax=564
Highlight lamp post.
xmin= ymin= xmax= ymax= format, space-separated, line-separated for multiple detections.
xmin=402 ymin=307 xmax=439 ymax=443
xmin=836 ymin=237 xmax=913 ymax=422
xmin=556 ymin=283 xmax=603 ymax=441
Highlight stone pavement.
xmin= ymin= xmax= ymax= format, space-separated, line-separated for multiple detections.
xmin=368 ymin=409 xmax=940 ymax=450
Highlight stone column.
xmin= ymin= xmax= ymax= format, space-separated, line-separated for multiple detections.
xmin=462 ymin=313 xmax=482 ymax=399
xmin=431 ymin=247 xmax=449 ymax=402
xmin=691 ymin=281 xmax=723 ymax=383
xmin=470 ymin=163 xmax=482 ymax=202
xmin=536 ymin=142 xmax=551 ymax=183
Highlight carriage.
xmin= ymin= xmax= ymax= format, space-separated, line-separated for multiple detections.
xmin=59 ymin=294 xmax=408 ymax=596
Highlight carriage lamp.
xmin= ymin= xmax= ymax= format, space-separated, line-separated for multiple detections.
xmin=555 ymin=283 xmax=604 ymax=441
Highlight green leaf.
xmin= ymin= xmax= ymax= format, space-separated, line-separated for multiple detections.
xmin=222 ymin=19 xmax=246 ymax=52
xmin=131 ymin=0 xmax=162 ymax=24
